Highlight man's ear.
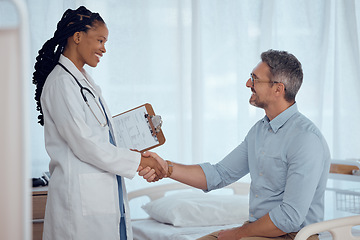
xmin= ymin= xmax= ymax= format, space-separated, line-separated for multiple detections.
xmin=275 ymin=83 xmax=285 ymax=94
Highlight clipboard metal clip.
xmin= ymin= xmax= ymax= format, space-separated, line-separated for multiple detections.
xmin=145 ymin=114 xmax=163 ymax=136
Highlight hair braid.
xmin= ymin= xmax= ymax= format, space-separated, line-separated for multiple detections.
xmin=32 ymin=6 xmax=105 ymax=125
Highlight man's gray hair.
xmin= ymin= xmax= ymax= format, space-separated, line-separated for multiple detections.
xmin=261 ymin=49 xmax=303 ymax=102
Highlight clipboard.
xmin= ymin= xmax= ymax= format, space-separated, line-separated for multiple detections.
xmin=112 ymin=103 xmax=165 ymax=152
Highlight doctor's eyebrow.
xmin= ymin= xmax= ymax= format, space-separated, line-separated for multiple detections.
xmin=99 ymin=36 xmax=107 ymax=42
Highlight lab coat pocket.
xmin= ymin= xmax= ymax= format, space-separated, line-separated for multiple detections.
xmin=79 ymin=172 xmax=117 ymax=216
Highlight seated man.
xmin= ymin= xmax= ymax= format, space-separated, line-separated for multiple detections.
xmin=142 ymin=49 xmax=331 ymax=240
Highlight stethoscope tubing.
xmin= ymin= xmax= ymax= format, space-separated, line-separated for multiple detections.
xmin=57 ymin=62 xmax=108 ymax=127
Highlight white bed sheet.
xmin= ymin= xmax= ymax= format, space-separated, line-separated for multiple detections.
xmin=132 ymin=218 xmax=241 ymax=240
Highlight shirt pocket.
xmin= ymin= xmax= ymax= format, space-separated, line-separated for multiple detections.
xmin=79 ymin=172 xmax=117 ymax=216
xmin=262 ymin=156 xmax=287 ymax=191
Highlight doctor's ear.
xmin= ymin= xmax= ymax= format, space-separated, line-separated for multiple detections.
xmin=73 ymin=32 xmax=81 ymax=44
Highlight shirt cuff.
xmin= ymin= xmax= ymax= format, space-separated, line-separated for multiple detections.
xmin=199 ymin=162 xmax=222 ymax=192
xmin=269 ymin=205 xmax=301 ymax=233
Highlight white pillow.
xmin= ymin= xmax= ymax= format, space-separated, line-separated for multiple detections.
xmin=141 ymin=191 xmax=249 ymax=227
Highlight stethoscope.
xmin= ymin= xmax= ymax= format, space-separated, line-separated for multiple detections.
xmin=58 ymin=62 xmax=108 ymax=127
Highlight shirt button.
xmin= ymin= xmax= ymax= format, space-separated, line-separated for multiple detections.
xmin=255 ymin=195 xmax=259 ymax=198
xmin=250 ymin=214 xmax=254 ymax=217
xmin=259 ymin=172 xmax=263 ymax=176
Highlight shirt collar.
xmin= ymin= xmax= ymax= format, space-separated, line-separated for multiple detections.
xmin=262 ymin=102 xmax=298 ymax=133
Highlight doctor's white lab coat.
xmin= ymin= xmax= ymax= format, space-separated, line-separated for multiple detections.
xmin=41 ymin=55 xmax=141 ymax=240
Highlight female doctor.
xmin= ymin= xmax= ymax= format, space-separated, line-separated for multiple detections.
xmin=32 ymin=6 xmax=166 ymax=240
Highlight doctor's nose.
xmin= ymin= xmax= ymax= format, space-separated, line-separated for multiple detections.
xmin=100 ymin=44 xmax=106 ymax=54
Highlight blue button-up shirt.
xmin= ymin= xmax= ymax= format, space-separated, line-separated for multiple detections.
xmin=200 ymin=103 xmax=331 ymax=233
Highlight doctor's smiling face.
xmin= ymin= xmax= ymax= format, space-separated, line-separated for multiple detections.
xmin=71 ymin=21 xmax=108 ymax=70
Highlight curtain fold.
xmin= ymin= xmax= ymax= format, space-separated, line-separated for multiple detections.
xmin=331 ymin=0 xmax=360 ymax=158
xmin=190 ymin=0 xmax=204 ymax=164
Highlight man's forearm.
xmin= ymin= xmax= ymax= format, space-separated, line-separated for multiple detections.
xmin=169 ymin=162 xmax=208 ymax=190
xmin=219 ymin=213 xmax=286 ymax=239
xmin=138 ymin=151 xmax=207 ymax=189
xmin=242 ymin=213 xmax=286 ymax=237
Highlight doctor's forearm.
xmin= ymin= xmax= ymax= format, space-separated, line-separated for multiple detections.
xmin=170 ymin=163 xmax=208 ymax=190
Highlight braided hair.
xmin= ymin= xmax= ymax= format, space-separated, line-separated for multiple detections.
xmin=32 ymin=6 xmax=105 ymax=125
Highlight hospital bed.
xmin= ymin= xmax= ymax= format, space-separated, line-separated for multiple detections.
xmin=294 ymin=215 xmax=360 ymax=240
xmin=128 ymin=181 xmax=250 ymax=240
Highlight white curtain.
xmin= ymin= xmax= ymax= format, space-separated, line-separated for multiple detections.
xmin=27 ymin=0 xmax=360 ymax=197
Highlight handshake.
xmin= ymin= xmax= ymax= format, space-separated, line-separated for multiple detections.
xmin=137 ymin=151 xmax=169 ymax=182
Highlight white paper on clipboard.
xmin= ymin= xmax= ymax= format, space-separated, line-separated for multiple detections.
xmin=112 ymin=105 xmax=159 ymax=151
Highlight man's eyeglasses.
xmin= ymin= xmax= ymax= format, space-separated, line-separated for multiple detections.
xmin=250 ymin=73 xmax=280 ymax=87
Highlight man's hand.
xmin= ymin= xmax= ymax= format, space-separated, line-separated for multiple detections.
xmin=138 ymin=151 xmax=168 ymax=182
xmin=218 ymin=227 xmax=243 ymax=240
xmin=138 ymin=151 xmax=167 ymax=182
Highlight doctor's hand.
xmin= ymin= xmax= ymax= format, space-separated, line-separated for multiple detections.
xmin=138 ymin=151 xmax=168 ymax=182
xmin=138 ymin=152 xmax=167 ymax=182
